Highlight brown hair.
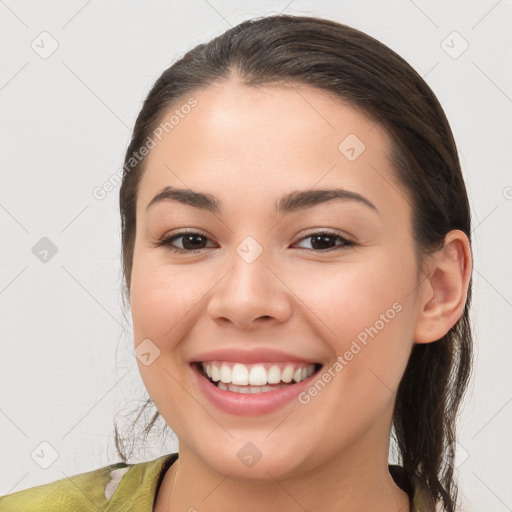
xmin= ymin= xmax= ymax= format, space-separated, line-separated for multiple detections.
xmin=116 ymin=14 xmax=472 ymax=512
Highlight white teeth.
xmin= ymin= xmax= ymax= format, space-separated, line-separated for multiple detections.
xmin=232 ymin=363 xmax=249 ymax=385
xmin=200 ymin=361 xmax=317 ymax=386
xmin=211 ymin=364 xmax=220 ymax=382
xmin=216 ymin=381 xmax=290 ymax=393
xmin=249 ymin=365 xmax=267 ymax=386
xmin=281 ymin=366 xmax=294 ymax=383
xmin=220 ymin=364 xmax=231 ymax=384
xmin=267 ymin=365 xmax=281 ymax=384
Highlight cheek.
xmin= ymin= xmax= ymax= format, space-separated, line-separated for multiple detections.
xmin=298 ymin=252 xmax=413 ymax=332
xmin=130 ymin=257 xmax=204 ymax=344
xmin=291 ymin=252 xmax=416 ymax=394
xmin=129 ymin=258 xmax=201 ymax=414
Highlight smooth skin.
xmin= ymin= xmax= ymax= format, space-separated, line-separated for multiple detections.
xmin=128 ymin=79 xmax=472 ymax=512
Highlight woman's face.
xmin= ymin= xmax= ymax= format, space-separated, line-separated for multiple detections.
xmin=130 ymin=80 xmax=425 ymax=479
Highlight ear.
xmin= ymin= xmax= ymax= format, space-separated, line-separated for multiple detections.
xmin=414 ymin=230 xmax=472 ymax=344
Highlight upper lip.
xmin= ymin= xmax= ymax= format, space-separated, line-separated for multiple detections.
xmin=189 ymin=347 xmax=320 ymax=365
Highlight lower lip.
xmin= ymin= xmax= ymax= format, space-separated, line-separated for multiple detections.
xmin=190 ymin=363 xmax=321 ymax=416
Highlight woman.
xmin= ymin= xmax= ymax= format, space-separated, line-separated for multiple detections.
xmin=0 ymin=13 xmax=472 ymax=512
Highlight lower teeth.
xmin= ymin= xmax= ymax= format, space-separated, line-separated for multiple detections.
xmin=215 ymin=381 xmax=293 ymax=393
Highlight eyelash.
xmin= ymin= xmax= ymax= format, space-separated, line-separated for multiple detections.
xmin=153 ymin=230 xmax=356 ymax=254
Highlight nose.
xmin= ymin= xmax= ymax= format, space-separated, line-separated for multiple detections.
xmin=206 ymin=247 xmax=292 ymax=329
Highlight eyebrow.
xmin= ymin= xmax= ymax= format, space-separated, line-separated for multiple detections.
xmin=146 ymin=186 xmax=378 ymax=215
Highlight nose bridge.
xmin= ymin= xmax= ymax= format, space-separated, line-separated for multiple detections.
xmin=224 ymin=234 xmax=272 ymax=302
xmin=235 ymin=235 xmax=266 ymax=266
xmin=207 ymin=234 xmax=291 ymax=326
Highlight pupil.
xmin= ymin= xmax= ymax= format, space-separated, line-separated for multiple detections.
xmin=312 ymin=234 xmax=334 ymax=250
xmin=183 ymin=234 xmax=205 ymax=250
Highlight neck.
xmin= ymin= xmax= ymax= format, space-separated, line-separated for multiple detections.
xmin=154 ymin=438 xmax=410 ymax=512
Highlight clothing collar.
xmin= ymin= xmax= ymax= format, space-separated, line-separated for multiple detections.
xmin=106 ymin=453 xmax=436 ymax=511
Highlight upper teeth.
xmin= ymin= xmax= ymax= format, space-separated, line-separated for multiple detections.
xmin=200 ymin=361 xmax=316 ymax=386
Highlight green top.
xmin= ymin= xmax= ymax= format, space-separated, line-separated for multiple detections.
xmin=0 ymin=452 xmax=436 ymax=511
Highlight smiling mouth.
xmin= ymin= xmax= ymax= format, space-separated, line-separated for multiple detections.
xmin=192 ymin=361 xmax=323 ymax=394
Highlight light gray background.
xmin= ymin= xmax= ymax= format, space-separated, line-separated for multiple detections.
xmin=1 ymin=1 xmax=511 ymax=510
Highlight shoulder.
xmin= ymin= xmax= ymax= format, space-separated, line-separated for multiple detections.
xmin=0 ymin=460 xmax=127 ymax=511
xmin=0 ymin=453 xmax=177 ymax=512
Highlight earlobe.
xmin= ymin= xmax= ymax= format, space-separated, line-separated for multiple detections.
xmin=414 ymin=230 xmax=472 ymax=344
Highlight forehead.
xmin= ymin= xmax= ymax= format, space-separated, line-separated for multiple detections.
xmin=136 ymin=80 xmax=406 ymax=218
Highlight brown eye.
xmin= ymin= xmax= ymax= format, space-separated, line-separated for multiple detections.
xmin=156 ymin=232 xmax=215 ymax=253
xmin=155 ymin=230 xmax=355 ymax=255
xmin=294 ymin=231 xmax=354 ymax=252
xmin=176 ymin=233 xmax=208 ymax=251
